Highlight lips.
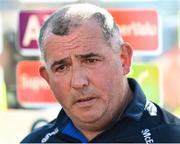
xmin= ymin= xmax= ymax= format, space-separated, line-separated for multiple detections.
xmin=75 ymin=97 xmax=97 ymax=107
xmin=77 ymin=97 xmax=95 ymax=102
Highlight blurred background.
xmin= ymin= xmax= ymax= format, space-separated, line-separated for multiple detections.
xmin=0 ymin=0 xmax=180 ymax=143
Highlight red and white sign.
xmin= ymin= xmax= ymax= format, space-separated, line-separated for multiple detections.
xmin=16 ymin=61 xmax=57 ymax=107
xmin=18 ymin=9 xmax=160 ymax=56
xmin=109 ymin=9 xmax=161 ymax=55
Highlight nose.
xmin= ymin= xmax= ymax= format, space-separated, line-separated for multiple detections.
xmin=71 ymin=66 xmax=89 ymax=89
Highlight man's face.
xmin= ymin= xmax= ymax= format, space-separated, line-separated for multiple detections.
xmin=40 ymin=20 xmax=132 ymax=128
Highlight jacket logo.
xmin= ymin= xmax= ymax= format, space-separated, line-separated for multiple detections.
xmin=141 ymin=129 xmax=154 ymax=144
xmin=145 ymin=100 xmax=157 ymax=116
xmin=41 ymin=128 xmax=59 ymax=143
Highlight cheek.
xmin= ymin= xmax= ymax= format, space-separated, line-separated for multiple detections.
xmin=49 ymin=72 xmax=71 ymax=93
xmin=92 ymin=63 xmax=122 ymax=86
xmin=89 ymin=62 xmax=124 ymax=100
xmin=89 ymin=68 xmax=117 ymax=97
xmin=48 ymin=76 xmax=71 ymax=106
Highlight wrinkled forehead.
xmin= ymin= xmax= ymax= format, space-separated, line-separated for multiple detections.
xmin=43 ymin=20 xmax=110 ymax=62
xmin=43 ymin=18 xmax=104 ymax=45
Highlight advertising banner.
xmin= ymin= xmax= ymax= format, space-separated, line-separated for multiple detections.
xmin=109 ymin=9 xmax=161 ymax=56
xmin=16 ymin=61 xmax=57 ymax=107
xmin=18 ymin=9 xmax=160 ymax=56
xmin=128 ymin=63 xmax=162 ymax=105
xmin=18 ymin=10 xmax=53 ymax=56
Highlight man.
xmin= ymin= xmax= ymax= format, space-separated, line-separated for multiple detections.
xmin=21 ymin=3 xmax=180 ymax=143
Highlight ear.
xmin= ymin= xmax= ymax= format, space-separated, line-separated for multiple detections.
xmin=120 ymin=42 xmax=133 ymax=75
xmin=39 ymin=65 xmax=50 ymax=84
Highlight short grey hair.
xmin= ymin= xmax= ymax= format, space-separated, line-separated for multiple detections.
xmin=39 ymin=3 xmax=124 ymax=61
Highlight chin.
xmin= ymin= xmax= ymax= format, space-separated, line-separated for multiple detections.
xmin=76 ymin=113 xmax=102 ymax=124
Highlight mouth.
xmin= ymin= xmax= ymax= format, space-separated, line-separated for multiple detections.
xmin=75 ymin=97 xmax=97 ymax=107
xmin=77 ymin=97 xmax=95 ymax=102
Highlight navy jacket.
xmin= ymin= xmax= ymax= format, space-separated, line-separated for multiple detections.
xmin=21 ymin=78 xmax=180 ymax=143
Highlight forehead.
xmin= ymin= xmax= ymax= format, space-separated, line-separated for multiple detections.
xmin=43 ymin=21 xmax=111 ymax=62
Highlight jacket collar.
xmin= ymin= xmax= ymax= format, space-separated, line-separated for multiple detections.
xmin=123 ymin=78 xmax=147 ymax=121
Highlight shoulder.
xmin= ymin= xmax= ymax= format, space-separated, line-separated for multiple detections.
xmin=21 ymin=119 xmax=57 ymax=143
xmin=154 ymin=122 xmax=180 ymax=142
xmin=157 ymin=105 xmax=180 ymax=142
xmin=156 ymin=103 xmax=180 ymax=125
xmin=143 ymin=102 xmax=180 ymax=142
xmin=143 ymin=101 xmax=180 ymax=125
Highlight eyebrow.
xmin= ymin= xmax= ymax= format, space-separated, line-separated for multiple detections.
xmin=50 ymin=52 xmax=103 ymax=70
xmin=76 ymin=52 xmax=103 ymax=59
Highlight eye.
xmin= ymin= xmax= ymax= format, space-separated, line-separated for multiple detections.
xmin=85 ymin=58 xmax=99 ymax=64
xmin=56 ymin=64 xmax=70 ymax=72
